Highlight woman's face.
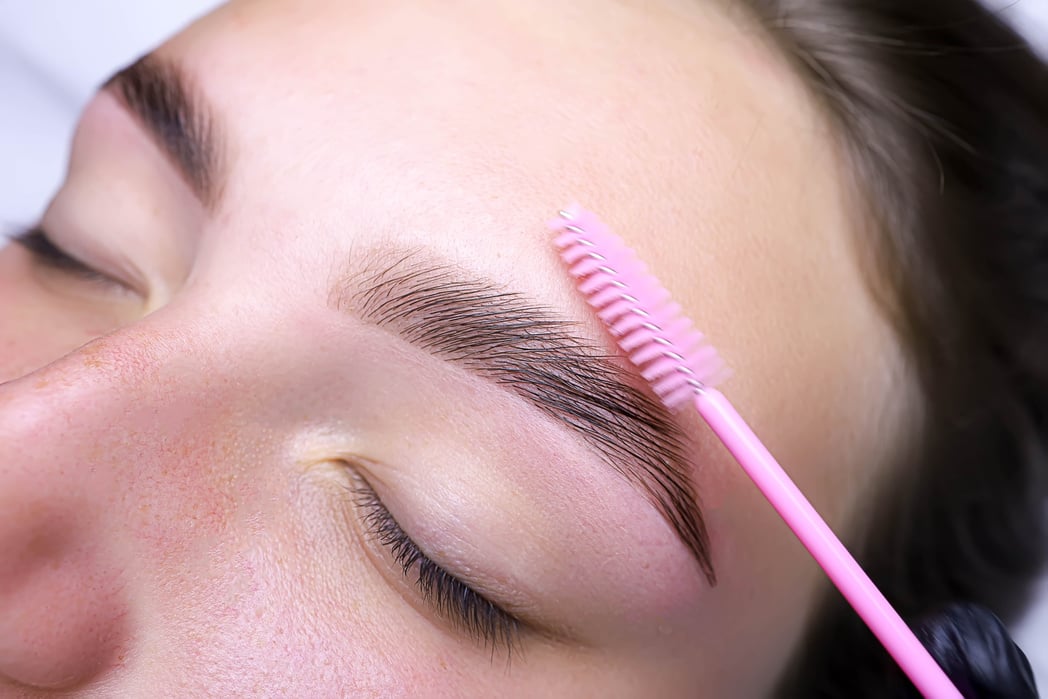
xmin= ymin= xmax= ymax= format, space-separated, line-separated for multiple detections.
xmin=0 ymin=0 xmax=910 ymax=695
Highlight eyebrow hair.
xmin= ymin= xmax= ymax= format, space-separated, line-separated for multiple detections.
xmin=103 ymin=55 xmax=225 ymax=208
xmin=336 ymin=251 xmax=716 ymax=583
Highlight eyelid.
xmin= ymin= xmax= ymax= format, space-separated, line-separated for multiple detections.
xmin=348 ymin=472 xmax=524 ymax=656
xmin=9 ymin=226 xmax=141 ymax=296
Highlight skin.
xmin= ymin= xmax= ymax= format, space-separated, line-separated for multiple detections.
xmin=0 ymin=0 xmax=914 ymax=696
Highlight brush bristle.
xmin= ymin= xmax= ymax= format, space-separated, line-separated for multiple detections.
xmin=550 ymin=204 xmax=726 ymax=411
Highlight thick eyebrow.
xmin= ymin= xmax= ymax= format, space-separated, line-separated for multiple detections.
xmin=335 ymin=251 xmax=716 ymax=583
xmin=103 ymin=55 xmax=225 ymax=209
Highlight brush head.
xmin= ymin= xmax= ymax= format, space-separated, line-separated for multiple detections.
xmin=550 ymin=204 xmax=727 ymax=411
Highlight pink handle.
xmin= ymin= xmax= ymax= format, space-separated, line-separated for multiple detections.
xmin=696 ymin=388 xmax=962 ymax=699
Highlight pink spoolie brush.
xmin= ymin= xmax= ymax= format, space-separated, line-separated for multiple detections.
xmin=550 ymin=204 xmax=962 ymax=699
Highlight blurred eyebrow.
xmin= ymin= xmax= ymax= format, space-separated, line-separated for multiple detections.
xmin=103 ymin=54 xmax=225 ymax=208
xmin=334 ymin=250 xmax=716 ymax=583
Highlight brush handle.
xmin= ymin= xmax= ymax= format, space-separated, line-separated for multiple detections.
xmin=695 ymin=388 xmax=962 ymax=699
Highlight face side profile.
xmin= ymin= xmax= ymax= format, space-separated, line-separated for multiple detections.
xmin=0 ymin=0 xmax=914 ymax=696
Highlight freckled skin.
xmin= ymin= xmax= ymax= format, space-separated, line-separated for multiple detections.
xmin=0 ymin=0 xmax=909 ymax=696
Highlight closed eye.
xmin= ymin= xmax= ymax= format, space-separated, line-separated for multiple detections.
xmin=9 ymin=226 xmax=125 ymax=288
xmin=350 ymin=476 xmax=523 ymax=658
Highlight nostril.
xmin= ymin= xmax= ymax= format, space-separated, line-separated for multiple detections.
xmin=0 ymin=511 xmax=131 ymax=690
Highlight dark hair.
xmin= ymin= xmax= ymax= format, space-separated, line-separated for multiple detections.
xmin=737 ymin=0 xmax=1048 ymax=695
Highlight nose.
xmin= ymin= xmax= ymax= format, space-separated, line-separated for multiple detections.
xmin=0 ymin=319 xmax=240 ymax=692
xmin=0 ymin=287 xmax=307 ymax=692
xmin=0 ymin=339 xmax=137 ymax=690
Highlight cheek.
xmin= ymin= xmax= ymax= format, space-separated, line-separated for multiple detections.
xmin=0 ymin=250 xmax=63 ymax=379
xmin=144 ymin=513 xmax=477 ymax=696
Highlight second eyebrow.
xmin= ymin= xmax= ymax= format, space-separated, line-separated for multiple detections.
xmin=104 ymin=54 xmax=225 ymax=209
xmin=334 ymin=251 xmax=716 ymax=583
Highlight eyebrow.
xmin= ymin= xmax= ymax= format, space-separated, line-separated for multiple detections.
xmin=336 ymin=251 xmax=716 ymax=583
xmin=103 ymin=55 xmax=225 ymax=209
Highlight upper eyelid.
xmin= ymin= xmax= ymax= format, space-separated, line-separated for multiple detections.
xmin=349 ymin=477 xmax=524 ymax=652
xmin=11 ymin=228 xmax=104 ymax=279
xmin=351 ymin=477 xmax=507 ymax=608
xmin=346 ymin=465 xmax=517 ymax=604
xmin=344 ymin=465 xmax=580 ymax=645
xmin=11 ymin=227 xmax=140 ymax=294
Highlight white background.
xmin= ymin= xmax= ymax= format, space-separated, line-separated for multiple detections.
xmin=1 ymin=0 xmax=1046 ymax=691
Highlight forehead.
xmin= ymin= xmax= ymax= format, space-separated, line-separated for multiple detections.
xmin=161 ymin=0 xmax=812 ymax=230
xmin=155 ymin=0 xmax=851 ymax=326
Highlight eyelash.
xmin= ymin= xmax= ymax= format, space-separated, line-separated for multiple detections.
xmin=9 ymin=226 xmax=116 ymax=285
xmin=351 ymin=479 xmax=522 ymax=657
